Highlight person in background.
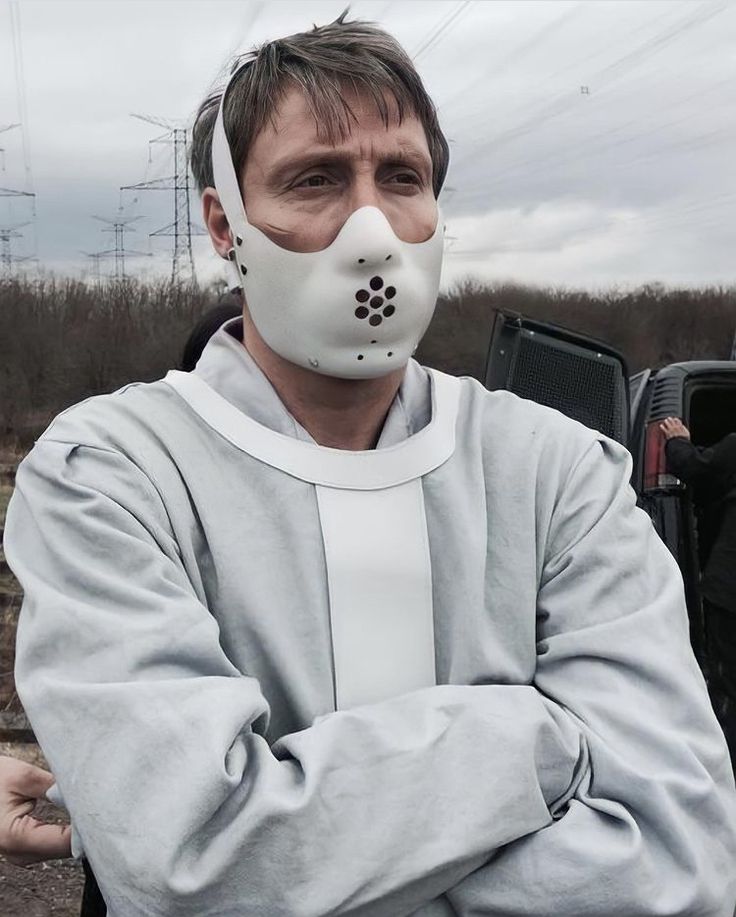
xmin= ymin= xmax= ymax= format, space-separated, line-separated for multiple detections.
xmin=0 ymin=755 xmax=70 ymax=866
xmin=661 ymin=416 xmax=736 ymax=767
xmin=179 ymin=296 xmax=242 ymax=372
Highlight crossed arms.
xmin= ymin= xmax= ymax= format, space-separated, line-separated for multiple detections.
xmin=4 ymin=431 xmax=736 ymax=916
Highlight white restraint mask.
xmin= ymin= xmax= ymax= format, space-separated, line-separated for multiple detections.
xmin=211 ymin=65 xmax=446 ymax=380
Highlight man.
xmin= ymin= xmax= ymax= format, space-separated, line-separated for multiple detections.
xmin=661 ymin=416 xmax=736 ymax=766
xmin=4 ymin=15 xmax=736 ymax=917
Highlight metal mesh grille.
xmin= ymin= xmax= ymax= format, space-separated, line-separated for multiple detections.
xmin=510 ymin=332 xmax=625 ymax=442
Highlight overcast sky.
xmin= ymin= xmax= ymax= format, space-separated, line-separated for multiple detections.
xmin=0 ymin=0 xmax=734 ymax=291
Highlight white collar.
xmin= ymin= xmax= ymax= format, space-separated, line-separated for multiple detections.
xmin=165 ymin=320 xmax=460 ymax=490
xmin=193 ymin=317 xmax=432 ymax=448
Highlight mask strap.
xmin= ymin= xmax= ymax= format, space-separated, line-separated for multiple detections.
xmin=212 ymin=63 xmax=252 ymax=288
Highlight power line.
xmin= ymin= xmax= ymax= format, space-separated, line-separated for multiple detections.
xmin=197 ymin=0 xmax=266 ymax=115
xmin=438 ymin=2 xmax=586 ymax=114
xmin=8 ymin=0 xmax=37 ymax=268
xmin=451 ymin=0 xmax=728 ymax=171
xmin=412 ymin=1 xmax=473 ymax=62
xmin=8 ymin=1 xmax=32 ymax=193
xmin=0 ymin=123 xmax=20 ymax=172
xmin=451 ymin=73 xmax=735 ymax=201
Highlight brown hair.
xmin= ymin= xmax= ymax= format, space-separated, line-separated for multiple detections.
xmin=190 ymin=11 xmax=449 ymax=198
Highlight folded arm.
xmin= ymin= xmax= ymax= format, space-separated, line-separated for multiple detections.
xmin=444 ymin=435 xmax=736 ymax=916
xmin=6 ymin=439 xmax=586 ymax=917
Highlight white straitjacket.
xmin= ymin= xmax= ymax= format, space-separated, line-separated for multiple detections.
xmin=164 ymin=366 xmax=460 ymax=710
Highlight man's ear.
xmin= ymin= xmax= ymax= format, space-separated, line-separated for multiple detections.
xmin=202 ymin=188 xmax=233 ymax=259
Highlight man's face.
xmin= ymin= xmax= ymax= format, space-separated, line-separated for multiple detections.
xmin=239 ymin=84 xmax=437 ymax=253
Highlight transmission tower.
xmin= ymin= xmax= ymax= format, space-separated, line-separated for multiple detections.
xmin=80 ymin=250 xmax=105 ymax=287
xmin=0 ymin=127 xmax=35 ymax=233
xmin=0 ymin=183 xmax=34 ymax=272
xmin=92 ymin=214 xmax=150 ymax=281
xmin=0 ymin=220 xmax=31 ymax=274
xmin=122 ymin=113 xmax=205 ymax=284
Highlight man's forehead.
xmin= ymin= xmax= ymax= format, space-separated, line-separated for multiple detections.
xmin=252 ymin=83 xmax=429 ymax=159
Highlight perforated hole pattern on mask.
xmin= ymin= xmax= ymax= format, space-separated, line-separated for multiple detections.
xmin=353 ymin=275 xmax=398 ymax=327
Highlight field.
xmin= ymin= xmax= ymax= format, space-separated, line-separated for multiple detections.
xmin=0 ymin=276 xmax=734 ymax=913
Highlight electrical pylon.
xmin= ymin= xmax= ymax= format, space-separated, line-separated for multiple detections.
xmin=122 ymin=113 xmax=206 ymax=285
xmin=80 ymin=250 xmax=105 ymax=287
xmin=0 ymin=220 xmax=30 ymax=274
xmin=92 ymin=214 xmax=151 ymax=281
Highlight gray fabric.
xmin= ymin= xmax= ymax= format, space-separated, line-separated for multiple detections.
xmin=5 ymin=325 xmax=736 ymax=916
xmin=197 ymin=318 xmax=429 ymax=447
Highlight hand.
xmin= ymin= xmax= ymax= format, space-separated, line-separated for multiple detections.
xmin=0 ymin=755 xmax=72 ymax=866
xmin=659 ymin=417 xmax=691 ymax=441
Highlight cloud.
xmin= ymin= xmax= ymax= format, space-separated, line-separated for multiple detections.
xmin=1 ymin=0 xmax=734 ymax=289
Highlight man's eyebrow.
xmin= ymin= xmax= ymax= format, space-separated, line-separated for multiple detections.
xmin=386 ymin=145 xmax=433 ymax=169
xmin=266 ymin=144 xmax=432 ymax=185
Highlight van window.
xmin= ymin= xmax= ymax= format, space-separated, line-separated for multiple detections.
xmin=688 ymin=386 xmax=736 ymax=446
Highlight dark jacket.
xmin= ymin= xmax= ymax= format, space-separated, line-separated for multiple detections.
xmin=81 ymin=859 xmax=106 ymax=917
xmin=665 ymin=433 xmax=736 ymax=613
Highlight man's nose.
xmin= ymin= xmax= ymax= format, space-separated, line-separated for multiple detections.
xmin=341 ymin=207 xmax=401 ymax=272
xmin=343 ymin=182 xmax=401 ymax=268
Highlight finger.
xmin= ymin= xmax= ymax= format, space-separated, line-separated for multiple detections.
xmin=4 ymin=761 xmax=56 ymax=799
xmin=3 ymin=818 xmax=72 ymax=865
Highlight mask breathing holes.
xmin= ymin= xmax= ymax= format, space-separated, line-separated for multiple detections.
xmin=355 ymin=277 xmax=397 ymax=323
xmin=387 ymin=351 xmax=393 ymax=357
xmin=370 ymin=339 xmax=377 ymax=344
xmin=240 ymin=264 xmax=247 ymax=276
xmin=358 ymin=258 xmax=365 ymax=264
xmin=385 ymin=255 xmax=392 ymax=261
xmin=357 ymin=354 xmax=364 ymax=361
xmin=235 ymin=235 xmax=243 ymax=246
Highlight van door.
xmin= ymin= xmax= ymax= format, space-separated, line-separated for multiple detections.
xmin=483 ymin=311 xmax=630 ymax=446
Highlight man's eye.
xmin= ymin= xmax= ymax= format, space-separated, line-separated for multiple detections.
xmin=389 ymin=172 xmax=421 ymax=185
xmin=296 ymin=175 xmax=331 ymax=188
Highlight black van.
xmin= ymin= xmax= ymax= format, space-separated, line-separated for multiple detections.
xmin=484 ymin=311 xmax=736 ymax=666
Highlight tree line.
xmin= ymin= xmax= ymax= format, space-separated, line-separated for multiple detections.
xmin=1 ymin=275 xmax=734 ymax=450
